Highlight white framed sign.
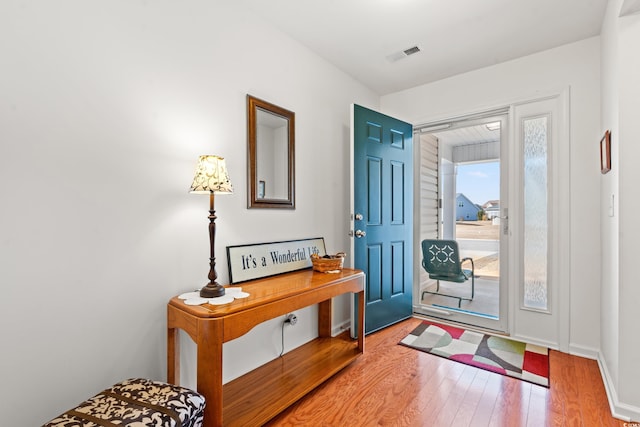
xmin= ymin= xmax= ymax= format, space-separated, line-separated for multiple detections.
xmin=226 ymin=237 xmax=326 ymax=283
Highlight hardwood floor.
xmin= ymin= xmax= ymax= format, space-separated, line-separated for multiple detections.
xmin=265 ymin=317 xmax=627 ymax=427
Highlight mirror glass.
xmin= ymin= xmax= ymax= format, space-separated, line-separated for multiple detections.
xmin=247 ymin=95 xmax=295 ymax=208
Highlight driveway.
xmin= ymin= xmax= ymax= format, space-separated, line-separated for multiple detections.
xmin=456 ymin=221 xmax=499 ymax=277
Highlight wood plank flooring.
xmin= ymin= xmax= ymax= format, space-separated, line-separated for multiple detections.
xmin=265 ymin=317 xmax=626 ymax=427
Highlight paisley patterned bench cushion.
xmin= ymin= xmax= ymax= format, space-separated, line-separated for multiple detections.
xmin=43 ymin=378 xmax=205 ymax=427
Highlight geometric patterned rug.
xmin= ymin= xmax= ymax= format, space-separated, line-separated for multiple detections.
xmin=399 ymin=321 xmax=550 ymax=387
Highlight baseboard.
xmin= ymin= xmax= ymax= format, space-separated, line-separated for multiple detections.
xmin=568 ymin=343 xmax=599 ymax=360
xmin=597 ymin=351 xmax=640 ymax=422
xmin=332 ymin=319 xmax=351 ymax=337
xmin=510 ymin=332 xmax=559 ymax=350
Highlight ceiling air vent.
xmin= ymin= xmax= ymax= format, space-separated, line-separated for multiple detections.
xmin=386 ymin=45 xmax=421 ymax=63
xmin=403 ymin=46 xmax=421 ymax=56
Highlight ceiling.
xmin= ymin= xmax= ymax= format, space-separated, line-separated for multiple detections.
xmin=433 ymin=123 xmax=500 ymax=148
xmin=238 ymin=0 xmax=608 ymax=95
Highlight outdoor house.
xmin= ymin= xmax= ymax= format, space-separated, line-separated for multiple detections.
xmin=456 ymin=193 xmax=482 ymax=221
xmin=483 ymin=200 xmax=500 ymax=219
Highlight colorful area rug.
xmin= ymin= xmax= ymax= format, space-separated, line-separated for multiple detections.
xmin=399 ymin=321 xmax=550 ymax=387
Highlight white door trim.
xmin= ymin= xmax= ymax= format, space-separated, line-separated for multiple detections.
xmin=410 ymin=87 xmax=571 ymax=352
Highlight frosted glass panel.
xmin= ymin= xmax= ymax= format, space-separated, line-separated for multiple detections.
xmin=523 ymin=117 xmax=548 ymax=310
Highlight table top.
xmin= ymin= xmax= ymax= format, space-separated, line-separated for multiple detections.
xmin=168 ymin=268 xmax=364 ymax=318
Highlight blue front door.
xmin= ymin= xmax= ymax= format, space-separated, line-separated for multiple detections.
xmin=353 ymin=104 xmax=413 ymax=334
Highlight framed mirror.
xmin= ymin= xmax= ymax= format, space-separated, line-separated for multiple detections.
xmin=247 ymin=95 xmax=295 ymax=209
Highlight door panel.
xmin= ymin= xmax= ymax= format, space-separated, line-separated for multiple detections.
xmin=367 ymin=244 xmax=382 ymax=301
xmin=352 ymin=104 xmax=413 ymax=334
xmin=367 ymin=157 xmax=382 ymax=224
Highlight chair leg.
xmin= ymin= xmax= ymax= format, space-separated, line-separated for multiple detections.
xmin=421 ymin=287 xmax=463 ymax=308
xmin=471 ymin=275 xmax=475 ymax=300
xmin=421 ymin=281 xmax=441 ymax=301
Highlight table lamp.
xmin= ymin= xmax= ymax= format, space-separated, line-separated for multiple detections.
xmin=189 ymin=155 xmax=233 ymax=298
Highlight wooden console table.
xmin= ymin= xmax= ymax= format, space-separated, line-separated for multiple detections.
xmin=167 ymin=268 xmax=365 ymax=427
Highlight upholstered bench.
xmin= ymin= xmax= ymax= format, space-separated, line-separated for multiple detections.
xmin=43 ymin=378 xmax=205 ymax=427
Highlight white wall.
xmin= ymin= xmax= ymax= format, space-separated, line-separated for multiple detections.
xmin=0 ymin=1 xmax=377 ymax=425
xmin=600 ymin=0 xmax=622 ymax=414
xmin=618 ymin=14 xmax=640 ymax=416
xmin=601 ymin=0 xmax=640 ymax=419
xmin=381 ymin=38 xmax=602 ymax=352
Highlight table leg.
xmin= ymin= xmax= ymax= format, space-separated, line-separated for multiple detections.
xmin=197 ymin=319 xmax=224 ymax=427
xmin=357 ymin=290 xmax=365 ymax=352
xmin=318 ymin=299 xmax=332 ymax=337
xmin=167 ymin=325 xmax=180 ymax=384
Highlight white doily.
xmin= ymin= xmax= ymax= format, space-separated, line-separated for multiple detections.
xmin=178 ymin=287 xmax=250 ymax=306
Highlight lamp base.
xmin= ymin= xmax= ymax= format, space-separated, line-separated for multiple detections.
xmin=199 ymin=283 xmax=226 ymax=298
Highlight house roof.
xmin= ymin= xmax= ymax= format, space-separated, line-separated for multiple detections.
xmin=483 ymin=200 xmax=500 ymax=209
xmin=456 ymin=193 xmax=480 ymax=208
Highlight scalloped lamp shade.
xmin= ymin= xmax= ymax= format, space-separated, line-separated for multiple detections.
xmin=189 ymin=155 xmax=233 ymax=194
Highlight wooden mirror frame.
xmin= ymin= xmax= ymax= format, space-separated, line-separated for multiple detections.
xmin=247 ymin=95 xmax=295 ymax=209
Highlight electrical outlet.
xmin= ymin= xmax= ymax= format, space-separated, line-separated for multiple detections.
xmin=284 ymin=313 xmax=298 ymax=326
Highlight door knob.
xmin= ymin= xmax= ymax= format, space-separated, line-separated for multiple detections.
xmin=355 ymin=229 xmax=366 ymax=238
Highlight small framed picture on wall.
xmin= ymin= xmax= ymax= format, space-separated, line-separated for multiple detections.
xmin=600 ymin=130 xmax=611 ymax=174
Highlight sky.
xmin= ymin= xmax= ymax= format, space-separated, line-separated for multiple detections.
xmin=456 ymin=161 xmax=500 ymax=206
